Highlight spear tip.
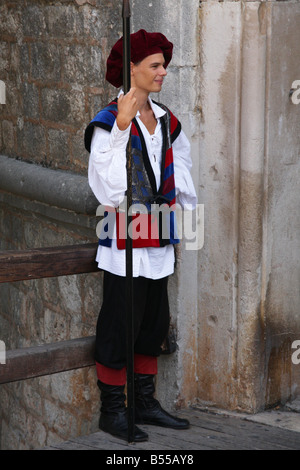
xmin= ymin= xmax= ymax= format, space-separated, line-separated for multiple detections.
xmin=122 ymin=0 xmax=131 ymax=18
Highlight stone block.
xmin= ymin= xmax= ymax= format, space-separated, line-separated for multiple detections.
xmin=43 ymin=308 xmax=69 ymax=343
xmin=31 ymin=42 xmax=61 ymax=83
xmin=41 ymin=87 xmax=85 ymax=126
xmin=0 ymin=4 xmax=20 ymax=36
xmin=26 ymin=414 xmax=47 ymax=449
xmin=62 ymin=45 xmax=104 ymax=86
xmin=22 ymin=4 xmax=46 ymax=37
xmin=4 ymin=81 xmax=20 ymax=117
xmin=47 ymin=128 xmax=70 ymax=168
xmin=81 ymin=6 xmax=114 ymax=44
xmin=17 ymin=121 xmax=46 ymax=161
xmin=19 ymin=45 xmax=30 ymax=81
xmin=57 ymin=276 xmax=82 ymax=316
xmin=23 ymin=381 xmax=43 ymax=414
xmin=21 ymin=82 xmax=39 ymax=120
xmin=44 ymin=4 xmax=78 ymax=39
xmin=9 ymin=43 xmax=21 ymax=80
xmin=2 ymin=120 xmax=14 ymax=152
xmin=70 ymin=128 xmax=89 ymax=171
xmin=0 ymin=41 xmax=9 ymax=75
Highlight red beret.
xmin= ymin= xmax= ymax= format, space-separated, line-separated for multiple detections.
xmin=106 ymin=29 xmax=173 ymax=88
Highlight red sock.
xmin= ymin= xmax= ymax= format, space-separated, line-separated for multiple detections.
xmin=96 ymin=362 xmax=126 ymax=386
xmin=134 ymin=354 xmax=157 ymax=375
xmin=96 ymin=355 xmax=157 ymax=385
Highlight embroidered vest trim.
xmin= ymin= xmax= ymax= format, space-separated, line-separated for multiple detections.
xmin=85 ymin=99 xmax=181 ymax=249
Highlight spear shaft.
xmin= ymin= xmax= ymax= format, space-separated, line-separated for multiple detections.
xmin=122 ymin=0 xmax=134 ymax=444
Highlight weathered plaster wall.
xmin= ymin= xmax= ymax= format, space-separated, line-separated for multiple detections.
xmin=197 ymin=0 xmax=300 ymax=412
xmin=195 ymin=0 xmax=242 ymax=410
xmin=260 ymin=2 xmax=300 ymax=408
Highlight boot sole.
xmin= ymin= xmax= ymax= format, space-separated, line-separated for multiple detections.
xmin=135 ymin=419 xmax=190 ymax=430
xmin=99 ymin=424 xmax=149 ymax=442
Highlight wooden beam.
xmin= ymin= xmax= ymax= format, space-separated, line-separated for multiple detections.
xmin=0 ymin=336 xmax=96 ymax=384
xmin=0 ymin=243 xmax=99 ymax=283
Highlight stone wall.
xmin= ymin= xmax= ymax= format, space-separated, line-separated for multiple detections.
xmin=0 ymin=0 xmax=120 ymax=173
xmin=0 ymin=0 xmax=199 ymax=449
xmin=0 ymin=0 xmax=118 ymax=450
xmin=0 ymin=159 xmax=102 ymax=449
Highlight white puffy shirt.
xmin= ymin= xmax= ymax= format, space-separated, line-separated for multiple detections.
xmin=88 ymin=96 xmax=197 ymax=279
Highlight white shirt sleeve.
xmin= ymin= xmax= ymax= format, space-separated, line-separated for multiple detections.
xmin=173 ymin=130 xmax=198 ymax=209
xmin=88 ymin=116 xmax=197 ymax=211
xmin=88 ymin=121 xmax=131 ymax=208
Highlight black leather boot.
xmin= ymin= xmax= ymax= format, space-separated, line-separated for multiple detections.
xmin=97 ymin=380 xmax=148 ymax=442
xmin=134 ymin=374 xmax=190 ymax=429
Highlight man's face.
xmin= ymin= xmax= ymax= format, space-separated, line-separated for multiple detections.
xmin=131 ymin=53 xmax=167 ymax=94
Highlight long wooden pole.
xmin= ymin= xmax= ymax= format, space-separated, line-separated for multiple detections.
xmin=122 ymin=0 xmax=135 ymax=443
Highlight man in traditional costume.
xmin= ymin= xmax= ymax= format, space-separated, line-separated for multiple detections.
xmin=85 ymin=29 xmax=197 ymax=442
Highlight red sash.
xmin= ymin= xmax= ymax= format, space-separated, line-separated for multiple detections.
xmin=116 ymin=211 xmax=161 ymax=249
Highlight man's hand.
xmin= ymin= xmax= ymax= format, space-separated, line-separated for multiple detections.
xmin=116 ymin=88 xmax=139 ymax=130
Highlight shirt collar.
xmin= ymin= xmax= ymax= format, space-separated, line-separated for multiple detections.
xmin=147 ymin=96 xmax=166 ymax=119
xmin=117 ymin=90 xmax=166 ymax=120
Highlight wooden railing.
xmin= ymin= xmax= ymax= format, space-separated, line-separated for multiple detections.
xmin=0 ymin=243 xmax=99 ymax=385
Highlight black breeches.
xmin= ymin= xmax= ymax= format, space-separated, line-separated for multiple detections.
xmin=95 ymin=271 xmax=170 ymax=370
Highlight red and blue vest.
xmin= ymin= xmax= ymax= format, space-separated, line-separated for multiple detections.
xmin=84 ymin=99 xmax=181 ymax=249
